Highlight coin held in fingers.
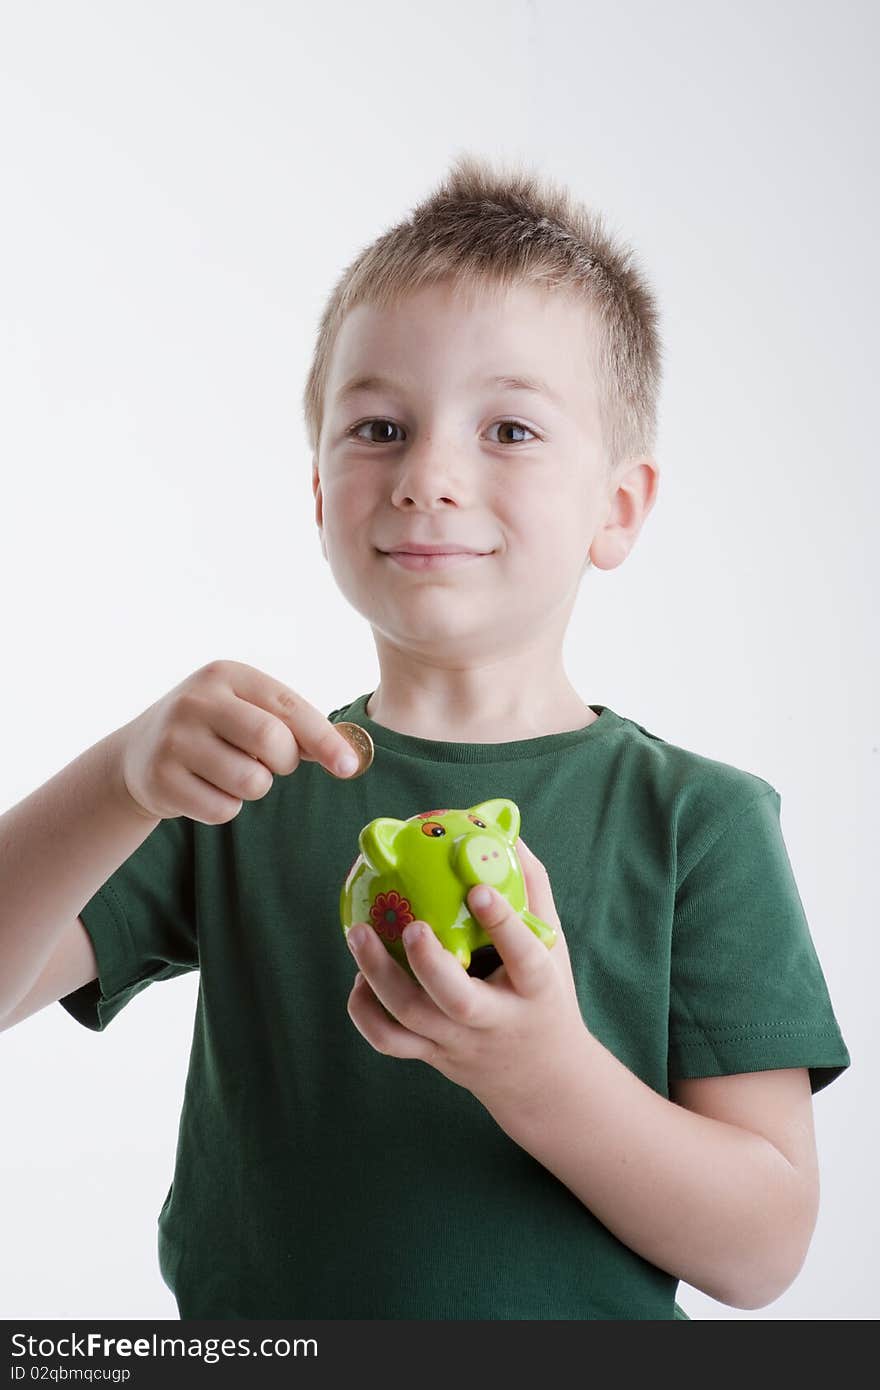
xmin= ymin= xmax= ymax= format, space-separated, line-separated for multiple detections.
xmin=330 ymin=722 xmax=374 ymax=778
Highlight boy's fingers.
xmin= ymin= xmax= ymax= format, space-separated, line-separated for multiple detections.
xmin=467 ymin=885 xmax=547 ymax=997
xmin=280 ymin=709 xmax=362 ymax=778
xmin=221 ymin=664 xmax=361 ymax=777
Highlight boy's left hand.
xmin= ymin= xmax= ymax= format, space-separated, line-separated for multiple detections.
xmin=345 ymin=837 xmax=591 ymax=1114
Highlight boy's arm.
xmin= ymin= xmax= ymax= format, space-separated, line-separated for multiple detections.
xmin=482 ymin=1033 xmax=820 ymax=1310
xmin=0 ymin=726 xmax=159 ymax=1022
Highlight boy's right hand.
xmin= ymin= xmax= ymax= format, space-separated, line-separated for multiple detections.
xmin=109 ymin=659 xmax=361 ymax=824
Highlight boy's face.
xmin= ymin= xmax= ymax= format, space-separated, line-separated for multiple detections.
xmin=313 ymin=280 xmax=651 ymax=659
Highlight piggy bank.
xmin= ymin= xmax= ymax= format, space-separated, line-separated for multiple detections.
xmin=339 ymin=797 xmax=556 ymax=979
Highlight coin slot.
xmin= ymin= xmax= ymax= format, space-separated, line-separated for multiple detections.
xmin=467 ymin=945 xmax=502 ymax=979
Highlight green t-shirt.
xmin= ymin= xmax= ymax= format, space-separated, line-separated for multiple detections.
xmin=60 ymin=693 xmax=851 ymax=1320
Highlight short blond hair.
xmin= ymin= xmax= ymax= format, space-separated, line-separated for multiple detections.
xmin=302 ymin=150 xmax=664 ymax=475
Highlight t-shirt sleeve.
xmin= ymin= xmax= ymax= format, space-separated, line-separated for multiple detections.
xmin=58 ymin=815 xmax=199 ymax=1032
xmin=668 ymin=785 xmax=851 ymax=1095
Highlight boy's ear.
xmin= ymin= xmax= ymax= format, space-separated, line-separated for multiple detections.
xmin=592 ymin=457 xmax=660 ymax=571
xmin=312 ymin=458 xmax=327 ymax=561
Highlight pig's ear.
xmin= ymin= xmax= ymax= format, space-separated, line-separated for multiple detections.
xmin=468 ymin=798 xmax=520 ymax=843
xmin=360 ymin=817 xmax=406 ymax=872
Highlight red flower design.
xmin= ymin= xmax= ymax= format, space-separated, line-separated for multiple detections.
xmin=369 ymin=890 xmax=415 ymax=943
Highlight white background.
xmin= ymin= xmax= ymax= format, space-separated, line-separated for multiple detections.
xmin=1 ymin=0 xmax=876 ymax=1321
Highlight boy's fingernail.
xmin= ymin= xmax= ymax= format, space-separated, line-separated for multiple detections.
xmin=470 ymin=885 xmax=492 ymax=908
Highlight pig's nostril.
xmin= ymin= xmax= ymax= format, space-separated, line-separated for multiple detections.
xmin=492 ymin=851 xmax=498 ymax=858
xmin=481 ymin=854 xmax=488 ymax=861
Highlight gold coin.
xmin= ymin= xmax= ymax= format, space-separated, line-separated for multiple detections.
xmin=331 ymin=722 xmax=374 ymax=778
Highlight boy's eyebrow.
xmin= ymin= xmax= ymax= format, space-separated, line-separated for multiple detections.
xmin=333 ymin=372 xmax=565 ymax=408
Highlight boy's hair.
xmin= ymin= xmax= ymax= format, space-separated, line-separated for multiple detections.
xmin=302 ymin=150 xmax=664 ymax=477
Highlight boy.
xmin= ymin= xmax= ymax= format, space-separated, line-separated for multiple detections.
xmin=0 ymin=153 xmax=850 ymax=1320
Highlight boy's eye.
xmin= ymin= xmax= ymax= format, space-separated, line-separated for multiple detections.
xmin=348 ymin=419 xmax=401 ymax=445
xmin=345 ymin=418 xmax=538 ymax=446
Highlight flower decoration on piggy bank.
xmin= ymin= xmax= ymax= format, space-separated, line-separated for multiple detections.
xmin=339 ymin=797 xmax=556 ymax=979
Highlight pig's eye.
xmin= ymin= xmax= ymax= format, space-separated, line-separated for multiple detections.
xmin=468 ymin=817 xmax=487 ymax=828
xmin=421 ymin=821 xmax=446 ymax=837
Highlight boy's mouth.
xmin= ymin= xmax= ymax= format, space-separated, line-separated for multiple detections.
xmin=381 ymin=551 xmax=490 ymax=571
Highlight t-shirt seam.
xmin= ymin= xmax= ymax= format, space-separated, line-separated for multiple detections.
xmin=88 ymin=881 xmax=149 ymax=997
xmin=670 ymin=1023 xmax=843 ymax=1042
xmin=334 ymin=740 xmax=625 ymax=766
xmin=676 ymin=784 xmax=779 ymax=889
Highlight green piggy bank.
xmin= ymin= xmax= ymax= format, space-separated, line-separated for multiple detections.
xmin=339 ymin=797 xmax=556 ymax=979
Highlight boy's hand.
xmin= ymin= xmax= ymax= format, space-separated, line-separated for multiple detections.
xmin=345 ymin=837 xmax=591 ymax=1114
xmin=111 ymin=659 xmax=362 ymax=824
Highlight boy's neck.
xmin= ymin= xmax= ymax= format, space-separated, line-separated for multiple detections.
xmin=363 ymin=686 xmax=598 ymax=744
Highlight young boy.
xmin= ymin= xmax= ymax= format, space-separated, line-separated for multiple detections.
xmin=0 ymin=153 xmax=850 ymax=1320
